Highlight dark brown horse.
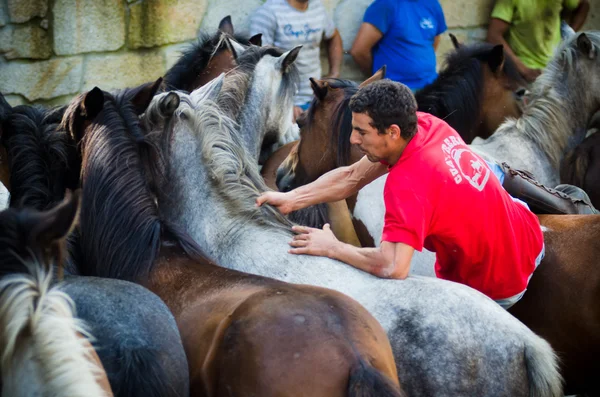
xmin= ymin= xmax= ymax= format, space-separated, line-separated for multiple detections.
xmin=67 ymin=84 xmax=403 ymax=397
xmin=560 ymin=131 xmax=600 ymax=208
xmin=163 ymin=15 xmax=261 ymax=92
xmin=508 ymin=214 xmax=600 ymax=395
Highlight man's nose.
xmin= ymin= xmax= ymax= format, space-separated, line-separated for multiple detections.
xmin=349 ymin=131 xmax=359 ymax=145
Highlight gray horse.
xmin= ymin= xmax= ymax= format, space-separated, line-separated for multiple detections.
xmin=471 ymin=32 xmax=600 ymax=187
xmin=144 ymin=68 xmax=562 ymax=395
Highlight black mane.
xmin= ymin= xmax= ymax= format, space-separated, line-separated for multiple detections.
xmin=163 ymin=31 xmax=250 ymax=92
xmin=75 ymin=89 xmax=204 ymax=282
xmin=1 ymin=104 xmax=77 ymax=210
xmin=415 ymin=42 xmax=523 ymax=142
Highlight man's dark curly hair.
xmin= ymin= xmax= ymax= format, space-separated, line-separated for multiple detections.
xmin=349 ymin=79 xmax=418 ymax=140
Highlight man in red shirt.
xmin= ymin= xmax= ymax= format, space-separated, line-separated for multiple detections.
xmin=256 ymin=80 xmax=546 ymax=308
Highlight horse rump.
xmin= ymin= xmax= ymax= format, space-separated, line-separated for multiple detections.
xmin=348 ymin=359 xmax=406 ymax=397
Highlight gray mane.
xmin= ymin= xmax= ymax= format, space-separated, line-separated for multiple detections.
xmin=172 ymin=94 xmax=294 ymax=233
xmin=496 ymin=32 xmax=600 ymax=168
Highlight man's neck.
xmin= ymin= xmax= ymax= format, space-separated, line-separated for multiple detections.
xmin=384 ymin=138 xmax=411 ymax=167
xmin=287 ymin=0 xmax=309 ymax=11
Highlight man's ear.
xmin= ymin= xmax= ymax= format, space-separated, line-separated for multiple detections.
xmin=388 ymin=124 xmax=402 ymax=139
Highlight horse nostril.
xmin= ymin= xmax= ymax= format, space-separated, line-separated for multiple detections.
xmin=276 ymin=167 xmax=294 ymax=192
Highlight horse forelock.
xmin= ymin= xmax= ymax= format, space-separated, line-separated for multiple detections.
xmin=4 ymin=105 xmax=73 ymax=210
xmin=0 ymin=262 xmax=107 ymax=397
xmin=504 ymin=32 xmax=600 ymax=168
xmin=175 ymin=95 xmax=294 ymax=232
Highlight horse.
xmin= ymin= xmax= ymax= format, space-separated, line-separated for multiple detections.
xmin=560 ymin=131 xmax=600 ymax=208
xmin=67 ymin=81 xmax=405 ymax=397
xmin=163 ymin=15 xmax=261 ymax=92
xmin=0 ymin=88 xmax=191 ymax=397
xmin=143 ymin=69 xmax=563 ymax=396
xmin=471 ymin=32 xmax=600 ymax=187
xmin=0 ymin=191 xmax=113 ymax=397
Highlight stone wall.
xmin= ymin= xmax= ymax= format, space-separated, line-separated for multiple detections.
xmin=1 ymin=0 xmax=599 ymax=107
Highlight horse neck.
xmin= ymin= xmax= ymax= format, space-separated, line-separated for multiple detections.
xmin=237 ymin=84 xmax=270 ymax=160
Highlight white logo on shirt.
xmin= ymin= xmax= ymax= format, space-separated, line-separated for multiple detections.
xmin=442 ymin=137 xmax=490 ymax=191
xmin=420 ymin=18 xmax=434 ymax=30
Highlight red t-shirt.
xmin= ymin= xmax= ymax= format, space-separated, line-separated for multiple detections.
xmin=381 ymin=112 xmax=544 ymax=300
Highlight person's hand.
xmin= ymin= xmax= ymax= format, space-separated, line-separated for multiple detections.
xmin=293 ymin=106 xmax=304 ymax=122
xmin=256 ymin=191 xmax=296 ymax=215
xmin=324 ymin=71 xmax=340 ymax=79
xmin=288 ymin=224 xmax=340 ymax=257
xmin=520 ymin=67 xmax=542 ymax=83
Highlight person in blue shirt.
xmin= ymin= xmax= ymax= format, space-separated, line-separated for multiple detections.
xmin=350 ymin=0 xmax=447 ymax=91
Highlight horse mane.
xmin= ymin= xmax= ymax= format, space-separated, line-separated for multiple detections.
xmin=76 ymin=89 xmax=205 ymax=282
xmin=163 ymin=30 xmax=249 ymax=92
xmin=2 ymin=105 xmax=76 ymax=210
xmin=0 ymin=263 xmax=106 ymax=397
xmin=415 ymin=42 xmax=523 ymax=142
xmin=177 ymin=94 xmax=294 ymax=233
xmin=560 ymin=132 xmax=599 ymax=187
xmin=498 ymin=32 xmax=600 ymax=168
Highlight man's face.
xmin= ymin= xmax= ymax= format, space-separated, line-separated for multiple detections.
xmin=349 ymin=112 xmax=390 ymax=162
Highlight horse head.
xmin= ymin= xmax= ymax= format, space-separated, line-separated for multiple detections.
xmin=276 ymin=68 xmax=385 ymax=192
xmin=226 ymin=45 xmax=301 ymax=163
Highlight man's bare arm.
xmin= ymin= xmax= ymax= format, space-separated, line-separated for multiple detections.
xmin=325 ymin=29 xmax=343 ymax=78
xmin=350 ymin=23 xmax=383 ymax=76
xmin=569 ymin=0 xmax=590 ymax=32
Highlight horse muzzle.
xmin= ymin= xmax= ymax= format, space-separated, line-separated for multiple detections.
xmin=276 ymin=165 xmax=296 ymax=192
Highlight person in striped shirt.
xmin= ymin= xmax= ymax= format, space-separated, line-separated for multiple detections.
xmin=249 ymin=0 xmax=343 ymax=120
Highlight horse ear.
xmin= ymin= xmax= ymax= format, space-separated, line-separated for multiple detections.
xmin=277 ymin=45 xmax=302 ymax=73
xmin=218 ymin=15 xmax=235 ymax=36
xmin=310 ymin=78 xmax=328 ymax=100
xmin=577 ymin=33 xmax=597 ymax=60
xmin=249 ymin=33 xmax=262 ymax=46
xmin=359 ymin=66 xmax=386 ymax=88
xmin=488 ymin=45 xmax=505 ymax=73
xmin=30 ymin=189 xmax=81 ymax=248
xmin=226 ymin=37 xmax=247 ymax=60
xmin=190 ymin=73 xmax=225 ymax=103
xmin=449 ymin=33 xmax=461 ymax=49
xmin=130 ymin=77 xmax=163 ymax=115
xmin=82 ymin=86 xmax=104 ymax=121
xmin=159 ymin=92 xmax=180 ymax=118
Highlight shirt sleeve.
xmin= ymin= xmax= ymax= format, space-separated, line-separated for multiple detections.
xmin=381 ymin=186 xmax=430 ymax=251
xmin=563 ymin=0 xmax=580 ymax=10
xmin=490 ymin=0 xmax=514 ymax=24
xmin=249 ymin=5 xmax=276 ymax=46
xmin=363 ymin=0 xmax=395 ymax=35
xmin=433 ymin=1 xmax=448 ymax=36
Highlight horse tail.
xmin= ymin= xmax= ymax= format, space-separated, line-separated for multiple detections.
xmin=0 ymin=263 xmax=108 ymax=397
xmin=113 ymin=347 xmax=178 ymax=397
xmin=560 ymin=146 xmax=589 ymax=188
xmin=347 ymin=358 xmax=406 ymax=397
xmin=524 ymin=338 xmax=563 ymax=397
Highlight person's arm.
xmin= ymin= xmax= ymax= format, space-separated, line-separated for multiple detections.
xmin=433 ymin=35 xmax=442 ymax=51
xmin=256 ymin=155 xmax=388 ymax=214
xmin=289 ymin=224 xmax=414 ymax=279
xmin=432 ymin=0 xmax=447 ymax=52
xmin=324 ymin=29 xmax=343 ymax=78
xmin=486 ymin=18 xmax=541 ymax=82
xmin=567 ymin=0 xmax=590 ymax=31
xmin=350 ymin=23 xmax=383 ymax=76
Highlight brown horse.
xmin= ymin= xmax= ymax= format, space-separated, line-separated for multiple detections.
xmin=560 ymin=131 xmax=600 ymax=208
xmin=163 ymin=15 xmax=261 ymax=92
xmin=508 ymin=214 xmax=600 ymax=395
xmin=67 ymin=84 xmax=404 ymax=397
xmin=0 ymin=192 xmax=113 ymax=397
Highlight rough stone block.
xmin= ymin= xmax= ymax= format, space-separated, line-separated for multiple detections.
xmin=334 ymin=0 xmax=372 ymax=51
xmin=0 ymin=4 xmax=8 ymax=27
xmin=52 ymin=0 xmax=125 ymax=56
xmin=440 ymin=0 xmax=494 ymax=28
xmin=82 ymin=50 xmax=165 ymax=92
xmin=0 ymin=57 xmax=83 ymax=101
xmin=163 ymin=42 xmax=194 ymax=71
xmin=582 ymin=0 xmax=600 ymax=31
xmin=5 ymin=24 xmax=52 ymax=60
xmin=128 ymin=0 xmax=208 ymax=49
xmin=4 ymin=94 xmax=27 ymax=107
xmin=0 ymin=26 xmax=13 ymax=52
xmin=7 ymin=0 xmax=47 ymax=23
xmin=200 ymin=0 xmax=273 ymax=36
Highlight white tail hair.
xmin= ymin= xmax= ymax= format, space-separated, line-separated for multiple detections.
xmin=0 ymin=261 xmax=110 ymax=397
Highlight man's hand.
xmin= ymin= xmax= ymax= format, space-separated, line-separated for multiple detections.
xmin=293 ymin=106 xmax=304 ymax=122
xmin=519 ymin=66 xmax=542 ymax=83
xmin=256 ymin=191 xmax=297 ymax=215
xmin=289 ymin=224 xmax=341 ymax=257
